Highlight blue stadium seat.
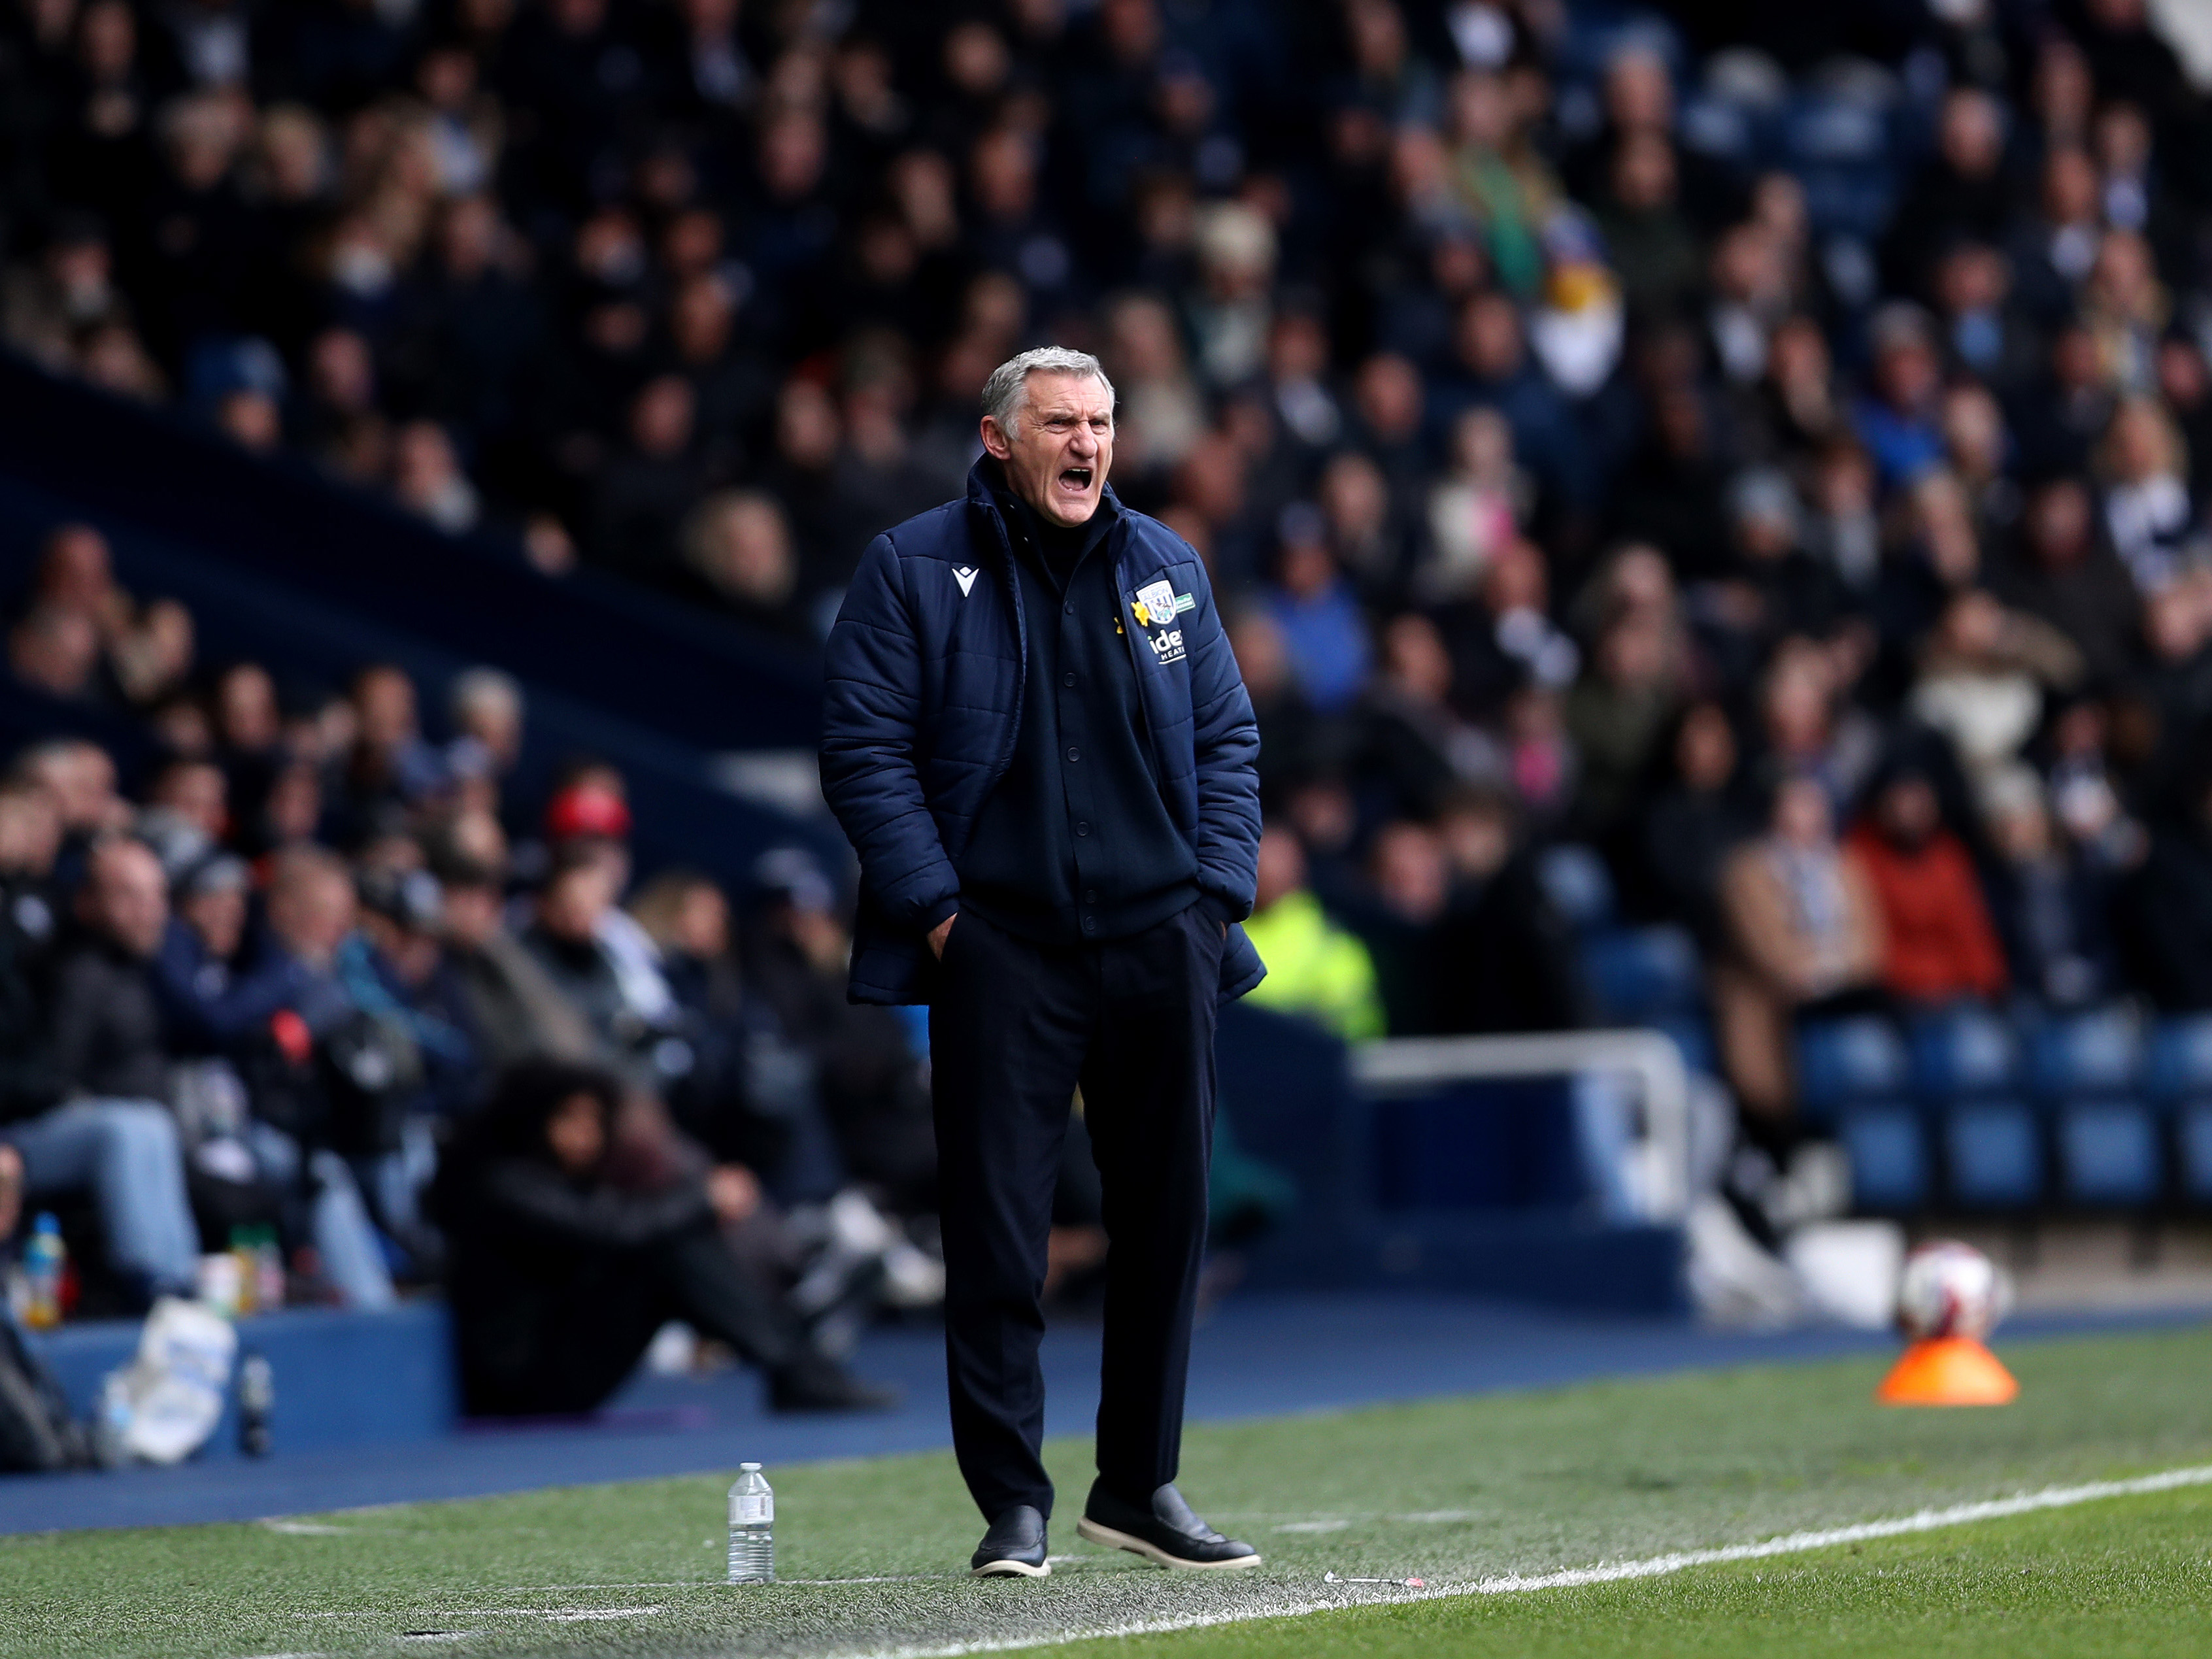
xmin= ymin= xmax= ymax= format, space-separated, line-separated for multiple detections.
xmin=1538 ymin=843 xmax=1615 ymax=933
xmin=1215 ymin=1003 xmax=1354 ymax=1213
xmin=2055 ymin=1100 xmax=2161 ymax=1208
xmin=2177 ymin=1101 xmax=2212 ymax=1207
xmin=1653 ymin=1013 xmax=1715 ymax=1077
xmin=1943 ymin=1101 xmax=2044 ymax=1209
xmin=1680 ymin=96 xmax=1752 ymax=161
xmin=2143 ymin=1017 xmax=2212 ymax=1101
xmin=2026 ymin=1009 xmax=2142 ymax=1099
xmin=1910 ymin=1007 xmax=2019 ymax=1099
xmin=1553 ymin=8 xmax=1684 ymax=88
xmin=1840 ymin=1104 xmax=1928 ymax=1212
xmin=1800 ymin=172 xmax=1898 ymax=241
xmin=1581 ymin=926 xmax=1701 ymax=1023
xmin=1785 ymin=86 xmax=1902 ymax=239
xmin=1798 ymin=1016 xmax=1909 ymax=1124
xmin=1785 ymin=95 xmax=1889 ymax=164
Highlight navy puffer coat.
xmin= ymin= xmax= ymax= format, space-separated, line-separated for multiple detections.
xmin=820 ymin=461 xmax=1265 ymax=1007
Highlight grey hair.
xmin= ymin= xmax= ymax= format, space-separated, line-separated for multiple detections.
xmin=448 ymin=665 xmax=523 ymax=725
xmin=979 ymin=347 xmax=1116 ymax=435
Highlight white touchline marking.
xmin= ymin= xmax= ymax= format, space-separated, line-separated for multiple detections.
xmin=297 ymin=1606 xmax=666 ymax=1621
xmin=259 ymin=1520 xmax=358 ymax=1536
xmin=663 ymin=1575 xmax=946 ymax=1588
xmin=1449 ymin=1464 xmax=2212 ymax=1594
xmin=832 ymin=1463 xmax=2212 ymax=1659
xmin=487 ymin=1582 xmax=716 ymax=1594
xmin=486 ymin=1575 xmax=946 ymax=1592
xmin=543 ymin=1608 xmax=663 ymax=1622
xmin=1272 ymin=1520 xmax=1350 ymax=1533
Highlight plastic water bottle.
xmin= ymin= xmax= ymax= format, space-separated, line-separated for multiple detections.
xmin=252 ymin=1228 xmax=285 ymax=1314
xmin=237 ymin=1351 xmax=274 ymax=1458
xmin=22 ymin=1213 xmax=64 ymax=1330
xmin=727 ymin=1464 xmax=774 ymax=1583
xmin=229 ymin=1226 xmax=258 ymax=1316
xmin=92 ymin=1371 xmax=133 ymax=1467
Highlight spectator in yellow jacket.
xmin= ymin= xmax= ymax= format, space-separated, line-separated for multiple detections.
xmin=1241 ymin=822 xmax=1388 ymax=1042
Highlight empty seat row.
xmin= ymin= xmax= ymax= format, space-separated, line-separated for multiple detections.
xmin=1800 ymin=1010 xmax=2212 ymax=1116
xmin=1841 ymin=1098 xmax=2212 ymax=1214
xmin=1537 ymin=844 xmax=1711 ymax=1028
xmin=1582 ymin=926 xmax=1703 ymax=1024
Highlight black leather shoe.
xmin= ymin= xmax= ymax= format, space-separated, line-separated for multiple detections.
xmin=1075 ymin=1481 xmax=1260 ymax=1569
xmin=767 ymin=1354 xmax=900 ymax=1413
xmin=971 ymin=1505 xmax=1050 ymax=1578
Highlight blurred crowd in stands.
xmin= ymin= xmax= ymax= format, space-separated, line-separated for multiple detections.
xmin=4 ymin=0 xmax=2212 ymax=1338
xmin=0 ymin=520 xmax=928 ymax=1409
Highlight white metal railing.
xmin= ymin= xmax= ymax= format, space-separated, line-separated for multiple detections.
xmin=1350 ymin=1029 xmax=1694 ymax=1222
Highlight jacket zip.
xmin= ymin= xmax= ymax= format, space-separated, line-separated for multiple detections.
xmin=969 ymin=488 xmax=1029 ymax=807
xmin=968 ymin=484 xmax=1177 ymax=835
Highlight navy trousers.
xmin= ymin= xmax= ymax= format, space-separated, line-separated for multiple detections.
xmin=928 ymin=902 xmax=1220 ymax=1522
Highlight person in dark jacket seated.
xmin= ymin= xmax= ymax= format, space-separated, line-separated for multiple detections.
xmin=0 ymin=833 xmax=198 ymax=1305
xmin=435 ymin=1060 xmax=892 ymax=1417
xmin=1430 ymin=784 xmax=1586 ymax=1034
xmin=48 ymin=836 xmax=180 ymax=1107
xmin=2115 ymin=769 xmax=2212 ymax=1012
xmin=1981 ymin=768 xmax=2116 ymax=1010
xmin=522 ymin=845 xmax=675 ymax=1073
xmin=152 ymin=851 xmax=307 ymax=1050
xmin=739 ymin=850 xmax=938 ymax=1214
xmin=96 ymin=839 xmax=399 ymax=1307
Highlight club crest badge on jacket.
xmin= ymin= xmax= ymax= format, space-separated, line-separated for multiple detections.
xmin=1131 ymin=581 xmax=1195 ymax=663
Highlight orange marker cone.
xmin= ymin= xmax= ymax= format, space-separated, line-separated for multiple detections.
xmin=1875 ymin=1336 xmax=2019 ymax=1406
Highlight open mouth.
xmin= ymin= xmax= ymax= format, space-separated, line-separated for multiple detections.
xmin=1057 ymin=465 xmax=1094 ymax=492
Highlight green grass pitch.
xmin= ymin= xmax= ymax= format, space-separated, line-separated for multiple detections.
xmin=4 ymin=1325 xmax=2209 ymax=1658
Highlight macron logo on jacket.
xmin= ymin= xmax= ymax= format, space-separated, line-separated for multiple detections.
xmin=953 ymin=565 xmax=979 ymax=596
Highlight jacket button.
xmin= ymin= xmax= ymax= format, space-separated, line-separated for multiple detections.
xmin=1064 ymin=672 xmax=1076 ymax=687
xmin=1075 ymin=822 xmax=1090 ymax=836
xmin=1082 ymin=916 xmax=1096 ymax=933
xmin=1065 ymin=745 xmax=1079 ymax=762
xmin=1084 ymin=890 xmax=1098 ymax=903
xmin=1064 ymin=602 xmax=1074 ymax=614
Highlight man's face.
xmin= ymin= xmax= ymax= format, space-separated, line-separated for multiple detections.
xmin=1252 ymin=828 xmax=1306 ymax=913
xmin=540 ymin=865 xmax=615 ymax=942
xmin=546 ymin=1092 xmax=606 ymax=1175
xmin=271 ymin=871 xmax=358 ymax=965
xmin=981 ymin=371 xmax=1114 ymax=528
xmin=182 ymin=886 xmax=246 ymax=960
xmin=87 ymin=843 xmax=168 ymax=958
xmin=356 ymin=669 xmax=417 ymax=750
xmin=441 ymin=882 xmax=499 ymax=948
xmin=1878 ymin=779 xmax=1940 ymax=846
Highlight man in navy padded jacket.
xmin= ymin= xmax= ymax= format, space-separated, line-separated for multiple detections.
xmin=820 ymin=346 xmax=1265 ymax=1578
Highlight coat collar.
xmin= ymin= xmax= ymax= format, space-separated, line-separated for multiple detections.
xmin=965 ymin=456 xmax=1126 ymax=549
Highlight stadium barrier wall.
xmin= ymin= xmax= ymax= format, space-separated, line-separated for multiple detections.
xmin=1218 ymin=1005 xmax=1690 ymax=1314
xmin=31 ymin=1303 xmax=458 ymax=1460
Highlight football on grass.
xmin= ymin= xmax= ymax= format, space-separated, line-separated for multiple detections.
xmin=1896 ymin=1240 xmax=2009 ymax=1341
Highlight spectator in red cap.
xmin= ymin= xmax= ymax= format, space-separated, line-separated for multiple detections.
xmin=545 ymin=778 xmax=633 ymax=845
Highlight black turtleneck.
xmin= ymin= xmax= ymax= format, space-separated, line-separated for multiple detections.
xmin=1009 ymin=492 xmax=1101 ymax=587
xmin=954 ymin=482 xmax=1203 ymax=946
